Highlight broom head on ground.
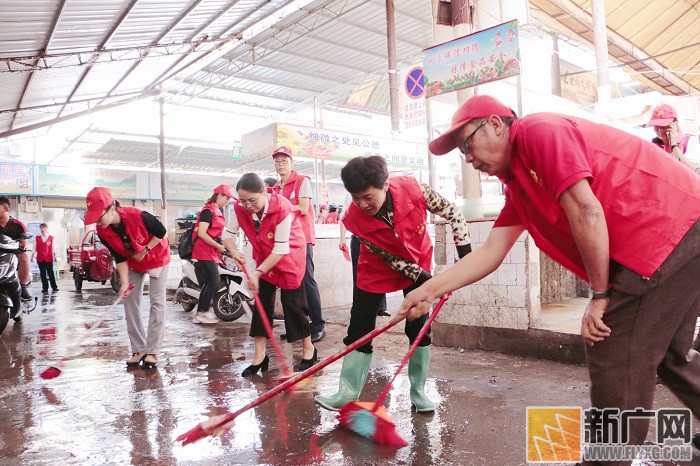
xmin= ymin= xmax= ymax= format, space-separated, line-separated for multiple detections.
xmin=339 ymin=401 xmax=408 ymax=447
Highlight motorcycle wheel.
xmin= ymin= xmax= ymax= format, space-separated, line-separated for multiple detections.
xmin=0 ymin=306 xmax=9 ymax=335
xmin=110 ymin=270 xmax=121 ymax=294
xmin=74 ymin=271 xmax=83 ymax=291
xmin=213 ymin=291 xmax=245 ymax=322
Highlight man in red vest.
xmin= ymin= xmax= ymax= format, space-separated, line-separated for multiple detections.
xmin=646 ymin=103 xmax=699 ymax=173
xmin=272 ymin=147 xmax=325 ymax=342
xmin=401 ymin=95 xmax=700 ymax=454
xmin=315 ymin=155 xmax=471 ymax=413
xmin=32 ymin=223 xmax=58 ymax=292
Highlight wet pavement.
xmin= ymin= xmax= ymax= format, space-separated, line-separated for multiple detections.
xmin=1 ymin=282 xmax=698 ymax=465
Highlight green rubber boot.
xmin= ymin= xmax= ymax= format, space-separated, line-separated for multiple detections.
xmin=314 ymin=350 xmax=372 ymax=411
xmin=409 ymin=346 xmax=435 ymax=413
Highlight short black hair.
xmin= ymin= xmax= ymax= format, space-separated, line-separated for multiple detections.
xmin=263 ymin=177 xmax=277 ymax=188
xmin=237 ymin=173 xmax=266 ymax=193
xmin=40 ymin=223 xmax=48 ymax=228
xmin=341 ymin=156 xmax=389 ymax=194
xmin=0 ymin=196 xmax=9 ymax=209
xmin=328 ymin=205 xmax=337 ymax=213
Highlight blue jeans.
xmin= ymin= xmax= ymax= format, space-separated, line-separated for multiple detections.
xmin=304 ymin=244 xmax=324 ymax=334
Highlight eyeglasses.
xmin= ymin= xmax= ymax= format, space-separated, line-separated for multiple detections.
xmin=97 ymin=203 xmax=114 ymax=222
xmin=457 ymin=119 xmax=487 ymax=156
xmin=274 ymin=158 xmax=290 ymax=166
xmin=238 ymin=195 xmax=262 ymax=207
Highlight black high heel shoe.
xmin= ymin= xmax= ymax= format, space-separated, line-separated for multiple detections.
xmin=294 ymin=348 xmax=318 ymax=372
xmin=242 ymin=355 xmax=269 ymax=377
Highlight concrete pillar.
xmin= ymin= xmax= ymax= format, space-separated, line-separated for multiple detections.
xmin=591 ymin=0 xmax=611 ymax=112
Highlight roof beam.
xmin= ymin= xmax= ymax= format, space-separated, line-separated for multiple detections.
xmin=180 ymin=78 xmax=307 ymax=103
xmin=9 ymin=0 xmax=68 ymax=131
xmin=54 ymin=0 xmax=140 ymax=121
xmin=165 ymin=89 xmax=288 ymax=112
xmin=542 ymin=0 xmax=697 ymax=95
xmin=369 ymin=0 xmax=431 ymax=25
xmin=273 ymin=48 xmax=370 ymax=73
xmin=316 ymin=9 xmax=426 ymax=50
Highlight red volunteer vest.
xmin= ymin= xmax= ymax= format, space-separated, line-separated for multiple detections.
xmin=192 ymin=203 xmax=226 ymax=263
xmin=234 ymin=189 xmax=307 ymax=289
xmin=343 ymin=177 xmax=432 ymax=293
xmin=35 ymin=235 xmax=54 ymax=262
xmin=324 ymin=212 xmax=339 ymax=224
xmin=97 ymin=207 xmax=170 ymax=273
xmin=653 ymin=132 xmax=692 ymax=155
xmin=501 ymin=115 xmax=700 ymax=281
xmin=277 ymin=170 xmax=314 ymax=245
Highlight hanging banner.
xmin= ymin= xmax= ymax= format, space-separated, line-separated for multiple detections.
xmin=423 ymin=20 xmax=521 ymax=98
xmin=241 ymin=123 xmax=428 ymax=169
xmin=37 ymin=165 xmax=136 ymax=198
xmin=0 ymin=162 xmax=32 ymax=195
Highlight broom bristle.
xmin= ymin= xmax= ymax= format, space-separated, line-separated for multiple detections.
xmin=339 ymin=402 xmax=408 ymax=447
xmin=175 ymin=424 xmax=207 ymax=446
xmin=40 ymin=365 xmax=62 ymax=380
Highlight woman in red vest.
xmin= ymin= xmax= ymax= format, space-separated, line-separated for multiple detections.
xmin=223 ymin=173 xmax=317 ymax=376
xmin=315 ymin=156 xmax=471 ymax=413
xmin=84 ymin=187 xmax=171 ymax=369
xmin=191 ymin=185 xmax=234 ymax=325
xmin=32 ymin=223 xmax=58 ymax=292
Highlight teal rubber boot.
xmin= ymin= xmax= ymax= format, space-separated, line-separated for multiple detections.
xmin=409 ymin=346 xmax=435 ymax=413
xmin=314 ymin=350 xmax=372 ymax=411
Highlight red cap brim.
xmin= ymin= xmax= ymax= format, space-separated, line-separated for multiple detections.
xmin=84 ymin=209 xmax=102 ymax=225
xmin=429 ymin=124 xmax=464 ymax=155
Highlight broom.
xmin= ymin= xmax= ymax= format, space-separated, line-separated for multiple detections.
xmin=338 ymin=294 xmax=450 ymax=447
xmin=40 ymin=284 xmax=135 ymax=380
xmin=176 ymin=313 xmax=407 ymax=445
xmin=234 ymin=258 xmax=297 ymax=383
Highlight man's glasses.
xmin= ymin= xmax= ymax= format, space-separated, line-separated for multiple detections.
xmin=97 ymin=203 xmax=114 ymax=222
xmin=238 ymin=195 xmax=262 ymax=207
xmin=457 ymin=119 xmax=487 ymax=156
xmin=274 ymin=158 xmax=290 ymax=166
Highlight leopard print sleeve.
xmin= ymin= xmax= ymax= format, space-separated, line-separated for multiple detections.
xmin=419 ymin=182 xmax=471 ymax=246
xmin=356 ymin=236 xmax=422 ymax=282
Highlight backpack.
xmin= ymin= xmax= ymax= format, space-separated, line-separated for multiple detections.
xmin=177 ymin=226 xmax=197 ymax=260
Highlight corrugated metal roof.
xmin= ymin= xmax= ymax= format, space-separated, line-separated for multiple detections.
xmin=1 ymin=0 xmax=697 ymax=148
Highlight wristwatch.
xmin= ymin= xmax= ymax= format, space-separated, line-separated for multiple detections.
xmin=145 ymin=245 xmax=152 ymax=252
xmin=591 ymin=288 xmax=611 ymax=300
xmin=255 ymin=268 xmax=266 ymax=275
xmin=670 ymin=144 xmax=679 ymax=150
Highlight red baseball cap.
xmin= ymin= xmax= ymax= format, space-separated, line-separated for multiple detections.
xmin=272 ymin=146 xmax=293 ymax=160
xmin=84 ymin=187 xmax=114 ymax=225
xmin=646 ymin=104 xmax=677 ymax=127
xmin=214 ymin=184 xmax=234 ymax=198
xmin=429 ymin=95 xmax=515 ymax=155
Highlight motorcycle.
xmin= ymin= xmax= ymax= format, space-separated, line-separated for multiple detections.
xmin=174 ymin=253 xmax=252 ymax=322
xmin=0 ymin=233 xmax=38 ymax=335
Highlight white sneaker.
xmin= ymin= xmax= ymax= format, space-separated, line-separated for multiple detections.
xmin=193 ymin=311 xmax=219 ymax=324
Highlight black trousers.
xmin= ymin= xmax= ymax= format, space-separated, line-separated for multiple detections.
xmin=251 ymin=277 xmax=310 ymax=343
xmin=195 ymin=260 xmax=219 ymax=313
xmin=37 ymin=261 xmax=58 ymax=291
xmin=343 ymin=278 xmax=431 ymax=354
xmin=350 ymin=235 xmax=387 ymax=314
xmin=303 ymin=244 xmax=325 ymax=334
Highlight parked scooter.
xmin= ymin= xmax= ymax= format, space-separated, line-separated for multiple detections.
xmin=0 ymin=233 xmax=38 ymax=335
xmin=174 ymin=253 xmax=252 ymax=322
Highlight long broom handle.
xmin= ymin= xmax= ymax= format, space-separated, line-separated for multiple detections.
xmin=205 ymin=312 xmax=408 ymax=430
xmin=371 ymin=294 xmax=449 ymax=411
xmin=235 ymin=258 xmax=293 ymax=375
xmin=64 ymin=284 xmax=134 ymax=358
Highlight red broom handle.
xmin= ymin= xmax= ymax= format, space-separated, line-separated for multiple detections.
xmin=236 ymin=258 xmax=293 ymax=375
xmin=371 ymin=294 xmax=449 ymax=411
xmin=204 ymin=312 xmax=407 ymax=430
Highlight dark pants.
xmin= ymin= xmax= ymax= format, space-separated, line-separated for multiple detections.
xmin=37 ymin=261 xmax=57 ymax=291
xmin=304 ymin=244 xmax=324 ymax=334
xmin=343 ymin=278 xmax=431 ymax=354
xmin=350 ymin=235 xmax=387 ymax=314
xmin=195 ymin=260 xmax=219 ymax=314
xmin=584 ymin=219 xmax=700 ymax=463
xmin=251 ymin=278 xmax=310 ymax=343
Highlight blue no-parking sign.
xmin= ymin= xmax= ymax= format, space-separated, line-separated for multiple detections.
xmin=405 ymin=67 xmax=425 ymax=99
